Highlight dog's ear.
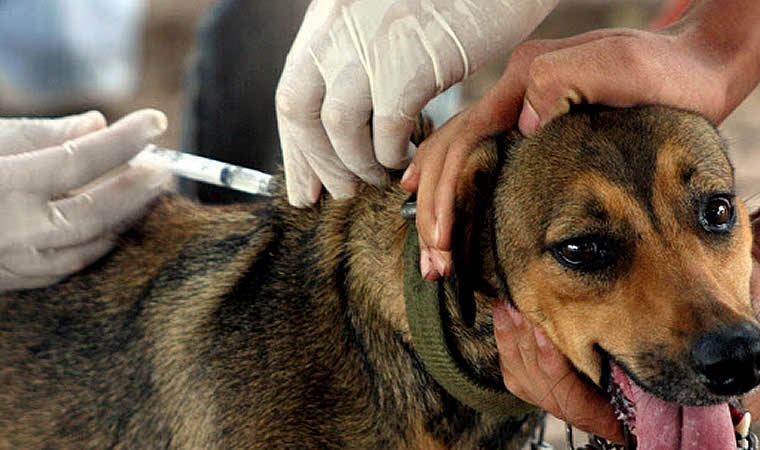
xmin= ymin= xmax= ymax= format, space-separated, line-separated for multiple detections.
xmin=449 ymin=136 xmax=507 ymax=327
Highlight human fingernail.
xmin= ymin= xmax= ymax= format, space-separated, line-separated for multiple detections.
xmin=493 ymin=304 xmax=513 ymax=331
xmin=421 ymin=249 xmax=441 ymax=281
xmin=420 ymin=248 xmax=432 ymax=279
xmin=534 ymin=327 xmax=549 ymax=350
xmin=432 ymin=250 xmax=450 ymax=278
xmin=518 ymin=100 xmax=540 ymax=136
xmin=401 ymin=162 xmax=417 ymax=188
xmin=507 ymin=305 xmax=523 ymax=327
xmin=119 ymin=164 xmax=172 ymax=198
xmin=425 ymin=267 xmax=441 ymax=282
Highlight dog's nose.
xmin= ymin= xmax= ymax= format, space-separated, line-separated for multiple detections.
xmin=689 ymin=321 xmax=760 ymax=396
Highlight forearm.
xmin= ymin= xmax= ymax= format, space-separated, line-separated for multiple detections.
xmin=669 ymin=0 xmax=760 ymax=121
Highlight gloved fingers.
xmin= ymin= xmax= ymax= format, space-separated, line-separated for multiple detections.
xmin=277 ymin=57 xmax=358 ymax=204
xmin=371 ymin=101 xmax=421 ymax=171
xmin=0 ymin=109 xmax=167 ymax=195
xmin=0 ymin=110 xmax=107 ymax=156
xmin=35 ymin=165 xmax=170 ymax=249
xmin=301 ymin=141 xmax=359 ymax=201
xmin=0 ymin=235 xmax=114 ymax=278
xmin=276 ymin=56 xmax=327 ymax=207
xmin=322 ymin=65 xmax=387 ymax=187
xmin=281 ymin=128 xmax=323 ymax=207
xmin=367 ymin=7 xmax=469 ymax=170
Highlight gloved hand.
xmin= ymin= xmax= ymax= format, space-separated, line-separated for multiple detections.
xmin=276 ymin=0 xmax=558 ymax=206
xmin=0 ymin=109 xmax=171 ymax=292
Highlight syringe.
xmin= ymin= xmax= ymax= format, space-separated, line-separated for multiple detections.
xmin=132 ymin=144 xmax=274 ymax=196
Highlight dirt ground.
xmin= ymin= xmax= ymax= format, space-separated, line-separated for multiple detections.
xmin=2 ymin=0 xmax=760 ymax=448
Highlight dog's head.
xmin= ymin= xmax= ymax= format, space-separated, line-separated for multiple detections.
xmin=455 ymin=105 xmax=759 ymax=447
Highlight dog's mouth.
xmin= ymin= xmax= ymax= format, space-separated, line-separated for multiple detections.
xmin=604 ymin=360 xmax=751 ymax=449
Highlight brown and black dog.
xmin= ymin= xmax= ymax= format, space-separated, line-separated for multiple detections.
xmin=2 ymin=106 xmax=759 ymax=449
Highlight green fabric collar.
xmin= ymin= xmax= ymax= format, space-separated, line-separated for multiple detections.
xmin=403 ymin=221 xmax=537 ymax=417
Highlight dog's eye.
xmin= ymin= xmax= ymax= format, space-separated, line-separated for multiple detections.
xmin=552 ymin=236 xmax=614 ymax=272
xmin=700 ymin=194 xmax=735 ymax=233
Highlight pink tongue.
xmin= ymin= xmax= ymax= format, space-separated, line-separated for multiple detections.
xmin=611 ymin=365 xmax=735 ymax=450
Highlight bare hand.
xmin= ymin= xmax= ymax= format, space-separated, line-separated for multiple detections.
xmin=492 ymin=302 xmax=625 ymax=444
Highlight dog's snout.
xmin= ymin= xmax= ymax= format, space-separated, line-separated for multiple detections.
xmin=689 ymin=322 xmax=760 ymax=397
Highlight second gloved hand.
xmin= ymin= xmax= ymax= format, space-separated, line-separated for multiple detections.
xmin=276 ymin=0 xmax=558 ymax=206
xmin=0 ymin=109 xmax=171 ymax=292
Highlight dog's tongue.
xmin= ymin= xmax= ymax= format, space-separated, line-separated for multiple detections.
xmin=611 ymin=364 xmax=735 ymax=449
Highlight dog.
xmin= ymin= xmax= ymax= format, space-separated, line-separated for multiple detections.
xmin=2 ymin=105 xmax=759 ymax=449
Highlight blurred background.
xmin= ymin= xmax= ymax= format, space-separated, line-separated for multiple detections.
xmin=1 ymin=0 xmax=758 ymax=203
xmin=0 ymin=0 xmax=758 ymax=447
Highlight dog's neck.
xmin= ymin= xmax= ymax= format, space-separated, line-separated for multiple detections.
xmin=402 ymin=219 xmax=536 ymax=416
xmin=340 ymin=181 xmax=520 ymax=413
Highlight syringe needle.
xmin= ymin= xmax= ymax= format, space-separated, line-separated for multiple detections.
xmin=132 ymin=144 xmax=274 ymax=196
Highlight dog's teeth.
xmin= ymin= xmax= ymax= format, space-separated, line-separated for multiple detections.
xmin=736 ymin=412 xmax=752 ymax=439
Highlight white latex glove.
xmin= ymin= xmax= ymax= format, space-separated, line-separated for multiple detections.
xmin=276 ymin=0 xmax=559 ymax=206
xmin=0 ymin=109 xmax=171 ymax=292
